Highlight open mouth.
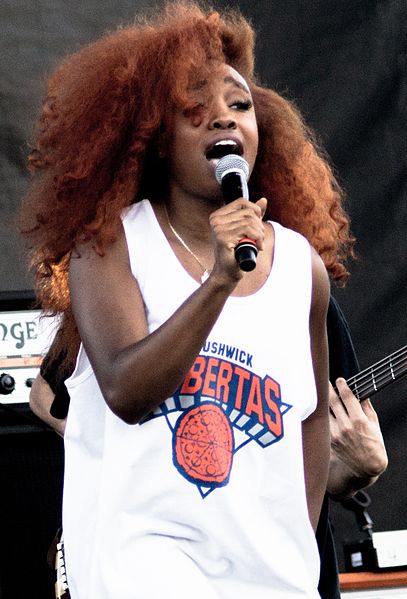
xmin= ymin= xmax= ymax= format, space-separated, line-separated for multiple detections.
xmin=205 ymin=139 xmax=243 ymax=162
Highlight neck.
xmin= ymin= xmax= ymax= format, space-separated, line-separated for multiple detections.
xmin=165 ymin=193 xmax=220 ymax=243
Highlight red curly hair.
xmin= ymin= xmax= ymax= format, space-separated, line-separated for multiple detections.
xmin=20 ymin=0 xmax=354 ymax=369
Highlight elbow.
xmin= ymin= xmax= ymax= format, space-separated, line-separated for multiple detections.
xmin=113 ymin=408 xmax=143 ymax=426
xmin=28 ymin=394 xmax=38 ymax=417
xmin=28 ymin=382 xmax=43 ymax=419
xmin=98 ymin=361 xmax=176 ymax=425
xmin=102 ymin=384 xmax=150 ymax=425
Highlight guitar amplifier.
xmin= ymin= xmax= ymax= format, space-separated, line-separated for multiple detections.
xmin=0 ymin=291 xmax=58 ymax=405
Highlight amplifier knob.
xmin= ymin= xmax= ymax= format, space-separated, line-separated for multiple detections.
xmin=0 ymin=373 xmax=16 ymax=395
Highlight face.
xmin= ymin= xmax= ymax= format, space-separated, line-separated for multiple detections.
xmin=165 ymin=64 xmax=258 ymax=203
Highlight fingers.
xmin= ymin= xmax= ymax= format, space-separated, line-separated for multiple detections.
xmin=256 ymin=197 xmax=268 ymax=218
xmin=329 ymin=378 xmax=364 ymax=426
xmin=210 ymin=197 xmax=267 ymax=251
xmin=214 ymin=197 xmax=266 ymax=226
xmin=336 ymin=377 xmax=355 ymax=400
xmin=329 ymin=409 xmax=339 ymax=436
xmin=328 ymin=380 xmax=347 ymax=417
xmin=329 ymin=381 xmax=340 ymax=407
xmin=332 ymin=378 xmax=378 ymax=425
xmin=360 ymin=398 xmax=380 ymax=423
xmin=329 ymin=379 xmax=388 ymax=480
xmin=335 ymin=377 xmax=361 ymax=416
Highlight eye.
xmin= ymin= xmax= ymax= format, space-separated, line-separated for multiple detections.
xmin=231 ymin=99 xmax=253 ymax=111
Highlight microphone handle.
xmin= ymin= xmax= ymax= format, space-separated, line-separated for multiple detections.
xmin=221 ymin=171 xmax=257 ymax=271
xmin=235 ymin=239 xmax=258 ymax=272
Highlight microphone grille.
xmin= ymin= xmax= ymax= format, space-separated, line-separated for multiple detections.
xmin=215 ymin=154 xmax=249 ymax=184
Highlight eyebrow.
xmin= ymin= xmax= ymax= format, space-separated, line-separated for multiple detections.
xmin=224 ymin=75 xmax=251 ymax=95
xmin=188 ymin=75 xmax=251 ymax=95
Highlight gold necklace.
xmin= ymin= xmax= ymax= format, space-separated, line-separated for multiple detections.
xmin=164 ymin=204 xmax=211 ymax=284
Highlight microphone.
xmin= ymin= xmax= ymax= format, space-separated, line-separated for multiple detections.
xmin=215 ymin=154 xmax=257 ymax=272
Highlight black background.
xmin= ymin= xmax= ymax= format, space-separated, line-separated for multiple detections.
xmin=1 ymin=1 xmax=406 ymax=597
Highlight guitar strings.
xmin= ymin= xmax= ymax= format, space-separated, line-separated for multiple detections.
xmin=350 ymin=352 xmax=407 ymax=401
xmin=345 ymin=346 xmax=407 ymax=401
xmin=353 ymin=362 xmax=407 ymax=401
xmin=350 ymin=347 xmax=407 ymax=394
xmin=347 ymin=345 xmax=407 ymax=390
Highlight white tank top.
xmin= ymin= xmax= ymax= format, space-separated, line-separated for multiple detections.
xmin=63 ymin=199 xmax=320 ymax=599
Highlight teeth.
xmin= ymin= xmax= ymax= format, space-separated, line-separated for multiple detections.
xmin=205 ymin=139 xmax=241 ymax=162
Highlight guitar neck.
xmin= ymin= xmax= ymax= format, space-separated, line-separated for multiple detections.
xmin=346 ymin=345 xmax=407 ymax=401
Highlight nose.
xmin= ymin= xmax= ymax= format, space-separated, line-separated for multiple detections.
xmin=208 ymin=103 xmax=236 ymax=130
xmin=211 ymin=117 xmax=236 ymax=130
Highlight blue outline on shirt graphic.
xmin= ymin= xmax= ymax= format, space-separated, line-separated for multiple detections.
xmin=141 ymin=349 xmax=292 ymax=498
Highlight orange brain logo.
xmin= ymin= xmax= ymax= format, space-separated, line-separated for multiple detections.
xmin=173 ymin=402 xmax=234 ymax=488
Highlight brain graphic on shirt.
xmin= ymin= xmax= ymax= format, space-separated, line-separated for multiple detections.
xmin=173 ymin=402 xmax=234 ymax=487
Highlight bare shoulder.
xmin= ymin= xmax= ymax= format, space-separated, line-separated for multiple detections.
xmin=310 ymin=247 xmax=330 ymax=315
xmin=70 ymin=224 xmax=130 ymax=275
xmin=69 ymin=222 xmax=148 ymax=369
xmin=310 ymin=247 xmax=330 ymax=286
xmin=69 ymin=223 xmax=135 ymax=310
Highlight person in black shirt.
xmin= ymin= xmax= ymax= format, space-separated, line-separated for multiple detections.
xmin=317 ymin=296 xmax=388 ymax=598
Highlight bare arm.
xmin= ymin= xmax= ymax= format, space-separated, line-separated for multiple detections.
xmin=69 ymin=198 xmax=267 ymax=424
xmin=29 ymin=373 xmax=66 ymax=437
xmin=327 ymin=378 xmax=388 ymax=500
xmin=302 ymin=249 xmax=331 ymax=531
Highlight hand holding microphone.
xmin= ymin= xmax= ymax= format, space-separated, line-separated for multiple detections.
xmin=215 ymin=154 xmax=258 ymax=272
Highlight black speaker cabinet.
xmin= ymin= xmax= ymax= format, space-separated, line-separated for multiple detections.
xmin=0 ymin=291 xmax=63 ymax=599
xmin=0 ymin=419 xmax=64 ymax=599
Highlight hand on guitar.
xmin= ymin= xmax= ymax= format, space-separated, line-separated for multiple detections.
xmin=327 ymin=378 xmax=388 ymax=500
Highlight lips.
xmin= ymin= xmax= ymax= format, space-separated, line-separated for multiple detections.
xmin=205 ymin=138 xmax=243 ymax=162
